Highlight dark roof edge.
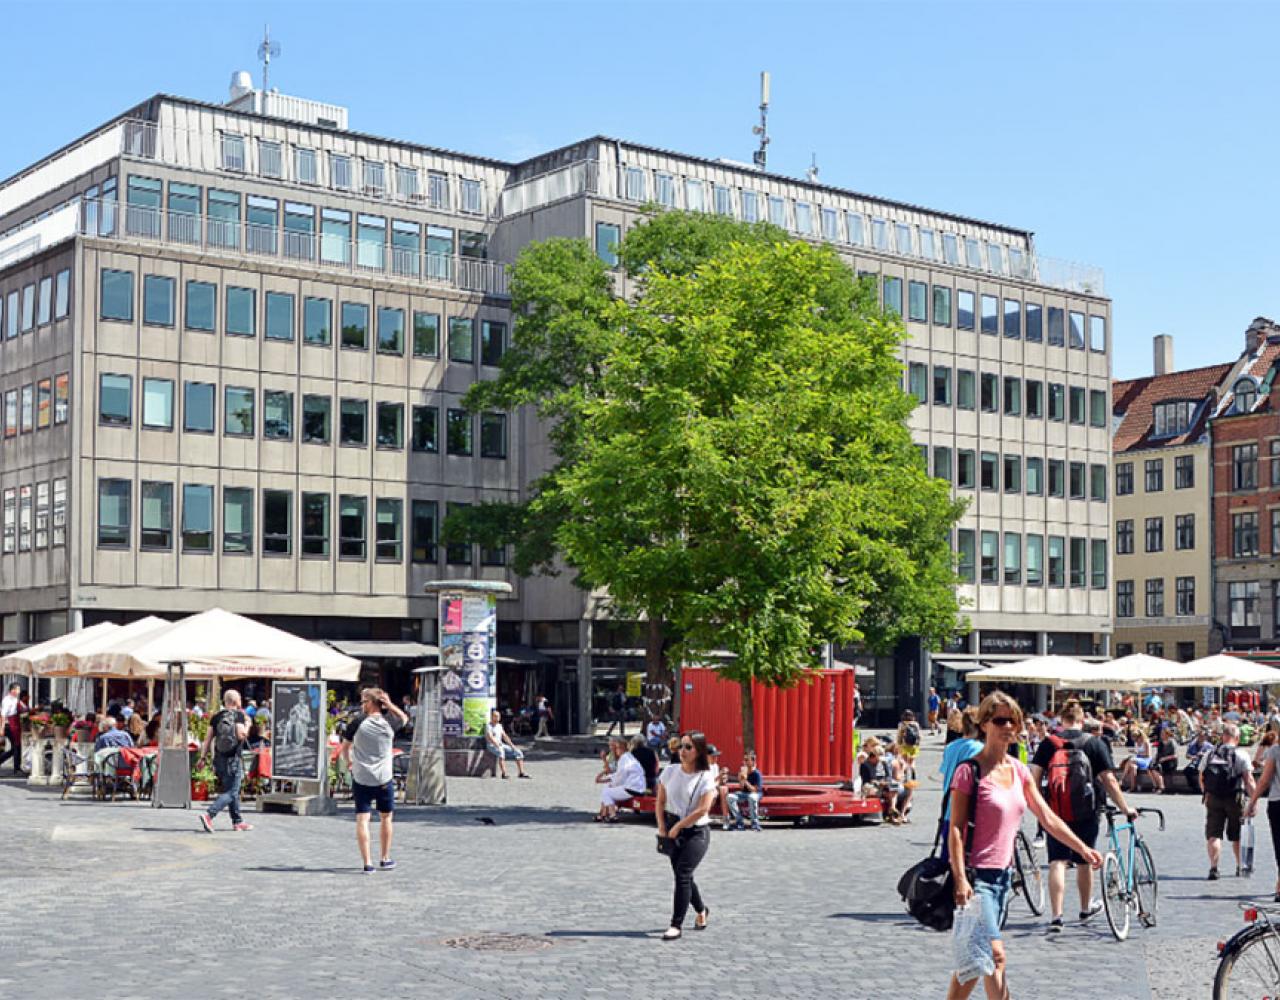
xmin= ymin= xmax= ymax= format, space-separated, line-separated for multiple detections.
xmin=1112 ymin=360 xmax=1236 ymax=393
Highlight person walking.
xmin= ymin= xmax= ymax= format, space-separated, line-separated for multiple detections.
xmin=0 ymin=683 xmax=28 ymax=775
xmin=534 ymin=694 xmax=553 ymax=740
xmin=1200 ymin=722 xmax=1256 ymax=879
xmin=197 ymin=690 xmax=253 ymax=833
xmin=340 ymin=687 xmax=408 ymax=874
xmin=1245 ymin=732 xmax=1280 ymax=900
xmin=1029 ymin=698 xmax=1135 ymax=933
xmin=946 ymin=692 xmax=1102 ymax=1000
xmin=656 ymin=730 xmax=717 ymax=941
xmin=928 ymin=687 xmax=942 ymax=735
xmin=605 ymin=684 xmax=627 ymax=736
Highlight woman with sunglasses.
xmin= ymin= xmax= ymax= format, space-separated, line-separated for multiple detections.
xmin=946 ymin=692 xmax=1102 ymax=1000
xmin=655 ymin=730 xmax=717 ymax=941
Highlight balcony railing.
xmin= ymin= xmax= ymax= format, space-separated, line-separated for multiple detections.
xmin=88 ymin=199 xmax=510 ymax=297
xmin=498 ymin=159 xmax=599 ymax=218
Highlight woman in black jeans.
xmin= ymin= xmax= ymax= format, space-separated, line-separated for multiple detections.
xmin=1245 ymin=732 xmax=1280 ymax=900
xmin=655 ymin=730 xmax=717 ymax=941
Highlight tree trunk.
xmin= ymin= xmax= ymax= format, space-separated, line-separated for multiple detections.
xmin=643 ymin=616 xmax=674 ymax=725
xmin=739 ymin=677 xmax=756 ymax=756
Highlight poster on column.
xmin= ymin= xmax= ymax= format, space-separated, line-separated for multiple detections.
xmin=461 ymin=631 xmax=491 ymax=737
xmin=440 ymin=634 xmax=466 ymax=737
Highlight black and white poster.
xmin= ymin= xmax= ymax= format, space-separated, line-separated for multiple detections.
xmin=270 ymin=681 xmax=325 ymax=781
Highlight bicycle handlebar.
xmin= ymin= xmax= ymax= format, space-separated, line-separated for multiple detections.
xmin=1104 ymin=805 xmax=1165 ymax=832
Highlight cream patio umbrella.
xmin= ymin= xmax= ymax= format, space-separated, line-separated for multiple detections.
xmin=966 ymin=655 xmax=1095 ymax=685
xmin=1180 ymin=654 xmax=1280 ymax=688
xmin=1055 ymin=653 xmax=1179 ymax=692
xmin=33 ymin=617 xmax=170 ymax=677
xmin=0 ymin=621 xmax=120 ymax=674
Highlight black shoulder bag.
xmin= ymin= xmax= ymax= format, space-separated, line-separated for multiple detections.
xmin=896 ymin=757 xmax=980 ymax=932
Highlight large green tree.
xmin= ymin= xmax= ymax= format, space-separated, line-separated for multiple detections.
xmin=448 ymin=212 xmax=964 ymax=736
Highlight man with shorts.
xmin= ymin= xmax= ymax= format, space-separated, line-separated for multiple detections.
xmin=1030 ymin=699 xmax=1134 ymax=933
xmin=340 ymin=687 xmax=408 ymax=874
xmin=484 ymin=708 xmax=531 ymax=779
xmin=927 ymin=687 xmax=941 ymax=735
xmin=1199 ymin=723 xmax=1255 ymax=879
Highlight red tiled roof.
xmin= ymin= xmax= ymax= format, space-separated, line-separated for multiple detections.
xmin=1112 ymin=362 xmax=1234 ymax=452
xmin=1215 ymin=341 xmax=1280 ymax=418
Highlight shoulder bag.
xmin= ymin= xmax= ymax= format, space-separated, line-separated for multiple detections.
xmin=656 ymin=769 xmax=711 ymax=857
xmin=896 ymin=758 xmax=980 ymax=932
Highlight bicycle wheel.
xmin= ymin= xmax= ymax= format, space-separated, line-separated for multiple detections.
xmin=1014 ymin=831 xmax=1045 ymax=916
xmin=1133 ymin=837 xmax=1158 ymax=928
xmin=1214 ymin=924 xmax=1280 ymax=999
xmin=1100 ymin=852 xmax=1130 ymax=941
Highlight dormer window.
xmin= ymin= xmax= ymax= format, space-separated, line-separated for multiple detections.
xmin=1234 ymin=378 xmax=1259 ymax=414
xmin=1152 ymin=399 xmax=1195 ymax=437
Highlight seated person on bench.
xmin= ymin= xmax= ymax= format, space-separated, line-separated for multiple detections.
xmin=726 ymin=751 xmax=764 ymax=831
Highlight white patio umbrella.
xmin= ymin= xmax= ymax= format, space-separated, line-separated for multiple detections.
xmin=74 ymin=607 xmax=360 ymax=681
xmin=0 ymin=621 xmax=120 ymax=673
xmin=1181 ymin=654 xmax=1280 ymax=688
xmin=966 ymin=655 xmax=1095 ymax=686
xmin=1055 ymin=653 xmax=1178 ymax=692
xmin=34 ymin=616 xmax=170 ymax=677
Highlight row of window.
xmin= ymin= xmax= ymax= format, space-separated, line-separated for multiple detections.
xmin=1 ymin=480 xmax=68 ymax=553
xmin=907 ymin=366 xmax=1108 ymax=425
xmin=0 ymin=269 xmax=72 ymax=338
xmin=924 ymin=446 xmax=1107 ymax=500
xmin=1114 ymin=641 xmax=1198 ymax=662
xmin=1114 ymin=514 xmax=1197 ymax=554
xmin=1223 ymin=580 xmax=1280 ymax=632
xmin=209 ymin=134 xmax=487 ymax=215
xmin=1 ymin=373 xmax=70 ymax=437
xmin=99 ymin=269 xmax=506 ymax=364
xmin=889 ymin=282 xmax=1104 ymax=348
xmin=1115 ymin=455 xmax=1195 ymax=494
xmin=95 ymin=478 xmax=498 ymax=565
xmin=95 ymin=375 xmax=507 ymax=457
xmin=955 ymin=529 xmax=1107 ymax=588
xmin=1115 ymin=577 xmax=1197 ymax=618
xmin=619 ymin=165 xmax=1041 ymax=283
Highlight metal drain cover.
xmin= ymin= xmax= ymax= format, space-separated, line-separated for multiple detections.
xmin=441 ymin=933 xmax=553 ymax=952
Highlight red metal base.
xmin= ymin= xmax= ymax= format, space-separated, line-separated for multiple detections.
xmin=626 ymin=785 xmax=882 ymax=822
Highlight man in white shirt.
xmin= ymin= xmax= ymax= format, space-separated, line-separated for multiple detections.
xmin=484 ymin=709 xmax=530 ymax=779
xmin=1199 ymin=723 xmax=1257 ymax=879
xmin=0 ymin=683 xmax=27 ymax=775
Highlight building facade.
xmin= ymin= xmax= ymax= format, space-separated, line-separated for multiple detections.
xmin=0 ymin=81 xmax=1112 ymax=728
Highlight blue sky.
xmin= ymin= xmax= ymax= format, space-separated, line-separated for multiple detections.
xmin=2 ymin=0 xmax=1273 ymax=379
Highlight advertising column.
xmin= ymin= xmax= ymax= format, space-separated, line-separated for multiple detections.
xmin=439 ymin=590 xmax=497 ymax=737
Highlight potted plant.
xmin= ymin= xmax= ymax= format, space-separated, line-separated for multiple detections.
xmin=27 ymin=711 xmax=52 ymax=739
xmin=190 ymin=757 xmax=216 ymax=801
xmin=49 ymin=708 xmax=72 ymax=740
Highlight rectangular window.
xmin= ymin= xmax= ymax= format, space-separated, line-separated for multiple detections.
xmin=427 ymin=171 xmax=449 ymax=210
xmin=258 ymin=140 xmax=282 ymax=179
xmin=341 ymin=301 xmax=368 ymax=350
xmin=263 ymin=390 xmax=293 ymax=440
xmin=1230 ymin=581 xmax=1260 ymax=628
xmin=1069 ymin=537 xmax=1088 ymax=588
xmin=1090 ymin=464 xmax=1107 ymax=501
xmin=1069 ymin=310 xmax=1086 ymax=349
xmin=36 ymin=379 xmax=50 ymax=430
xmin=933 ymin=366 xmax=951 ymax=406
xmin=1116 ymin=580 xmax=1135 ymax=617
xmin=21 ymin=284 xmax=34 ymax=332
xmin=181 ymin=484 xmax=213 ymax=553
xmin=223 ymin=487 xmax=253 ymax=554
xmin=100 ymin=269 xmax=133 ymax=321
xmin=321 ymin=208 xmax=352 ymax=265
xmin=1003 ymin=299 xmax=1021 ymax=338
xmin=174 ymin=382 xmax=214 ymax=436
xmin=657 ymin=174 xmax=677 ymax=209
xmin=142 ymin=377 xmax=174 ymax=430
xmin=933 ymin=446 xmax=952 ymax=482
xmin=460 ymin=178 xmax=483 ymax=214
xmin=55 ymin=269 xmax=70 ymax=318
xmin=1233 ymin=510 xmax=1259 ymax=557
xmin=391 ymin=219 xmax=419 ymax=277
xmin=330 ymin=154 xmax=352 ymax=190
xmin=1047 ymin=306 xmax=1065 ymax=347
xmin=35 ymin=276 xmax=51 ymax=326
xmin=303 ymin=297 xmax=331 ymax=346
xmin=34 ymin=481 xmax=49 ymax=549
xmin=1025 ymin=303 xmax=1042 ymax=342
xmin=411 ymin=499 xmax=437 ymax=563
xmin=207 ymin=188 xmax=240 ymax=249
xmin=445 ymin=502 xmax=472 ymax=565
xmin=1003 ymin=532 xmax=1022 ymax=584
xmin=980 ymin=451 xmax=998 ymax=491
xmin=1026 ymin=534 xmax=1044 ymax=587
xmin=377 ymin=307 xmax=405 ymax=355
xmin=684 ymin=179 xmax=705 ymax=212
xmin=447 ymin=409 xmax=473 ymax=456
xmin=295 ymin=147 xmax=318 ymax=185
xmin=376 ymin=402 xmax=404 ymax=449
xmin=1116 ymin=519 xmax=1134 ymax=554
xmin=1145 ymin=516 xmax=1164 ymax=553
xmin=980 ymin=531 xmax=999 ymax=584
xmin=265 ymin=292 xmax=295 ymax=342
xmin=245 ymin=195 xmax=278 ymax=256
xmin=98 ymin=479 xmax=131 ymax=548
xmin=957 ymin=290 xmax=975 ymax=331
xmin=2 ymin=488 xmax=12 ymax=552
xmin=845 ymin=211 xmax=864 ymax=245
xmin=224 ymin=386 xmax=254 ymax=437
xmin=1025 ymin=457 xmax=1043 ymax=495
xmin=894 ymin=222 xmax=912 ymax=254
xmin=1234 ymin=444 xmax=1259 ymax=490
xmin=481 ymin=321 xmax=506 ymax=367
xmin=340 ymin=399 xmax=368 ymax=446
xmin=820 ymin=206 xmax=838 ymax=239
xmin=185 ymin=280 xmax=215 ymax=331
xmin=883 ymin=277 xmax=902 ymax=316
xmin=302 ymin=492 xmax=330 ymax=557
xmin=220 ymin=133 xmax=246 ymax=171
xmin=480 ymin=412 xmax=507 ymax=458
xmin=143 ymin=274 xmax=174 ymax=327
xmin=980 ymin=373 xmax=998 ymax=413
xmin=99 ymin=373 xmax=132 ymax=426
xmin=1048 ymin=383 xmax=1065 ymax=422
xmin=140 ymin=481 xmax=172 ymax=549
xmin=595 ymin=222 xmax=621 ymax=266
xmin=363 ymin=160 xmax=387 ymax=197
xmin=741 ymin=191 xmax=759 ymax=223
xmin=1068 ymin=386 xmax=1086 ymax=425
xmin=908 ymin=281 xmax=928 ymax=322
xmin=302 ymin=394 xmax=331 ymax=444
xmin=54 ymin=374 xmax=69 ymax=425
xmin=263 ymin=490 xmax=292 ymax=556
xmin=1089 ymin=315 xmax=1107 ymax=352
xmin=1023 ymin=380 xmax=1043 ymax=419
xmin=1145 ymin=458 xmax=1164 ymax=492
xmin=1048 ymin=460 xmax=1065 ymax=498
xmin=1091 ymin=539 xmax=1107 ymax=589
xmin=1116 ymin=462 xmax=1134 ymax=495
xmin=17 ymin=486 xmax=30 ymax=551
xmin=376 ymin=498 xmax=403 ymax=561
xmin=932 ymin=286 xmax=952 ymax=327
xmin=1003 ymin=377 xmax=1021 ymax=416
xmin=413 ymin=312 xmax=440 ymax=358
xmin=957 ymin=450 xmax=975 ymax=489
xmin=339 ymin=495 xmax=366 ymax=559
xmin=1176 ymin=513 xmax=1195 ymax=551
xmin=448 ymin=317 xmax=474 ymax=362
xmin=1146 ymin=578 xmax=1165 ymax=617
xmin=946 ymin=371 xmax=974 ymax=415
xmin=412 ymin=405 xmax=438 ymax=452
xmin=1003 ymin=454 xmax=1021 ymax=494
xmin=956 ymin=529 xmax=976 ymax=583
xmin=908 ymin=363 xmax=928 ymax=403
xmin=395 ymin=164 xmax=419 ymax=200
xmin=1176 ymin=576 xmax=1196 ymax=616
xmin=980 ymin=295 xmax=998 ymax=335
xmin=1089 ymin=389 xmax=1107 ymax=428
xmin=226 ymin=286 xmax=256 ymax=337
xmin=624 ymin=167 xmax=646 ymax=201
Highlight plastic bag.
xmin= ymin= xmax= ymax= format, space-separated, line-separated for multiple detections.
xmin=1242 ymin=818 xmax=1256 ymax=876
xmin=951 ymin=900 xmax=995 ymax=985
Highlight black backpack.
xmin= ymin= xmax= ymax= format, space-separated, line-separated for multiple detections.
xmin=1202 ymin=743 xmax=1245 ymax=799
xmin=214 ymin=711 xmax=241 ymax=755
xmin=903 ymin=722 xmax=921 ymax=747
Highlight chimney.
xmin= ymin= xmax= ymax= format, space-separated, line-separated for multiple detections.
xmin=1245 ymin=317 xmax=1275 ymax=356
xmin=1153 ymin=334 xmax=1174 ymax=376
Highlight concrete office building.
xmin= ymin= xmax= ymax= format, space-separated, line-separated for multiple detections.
xmin=0 ymin=78 xmax=1111 ymax=729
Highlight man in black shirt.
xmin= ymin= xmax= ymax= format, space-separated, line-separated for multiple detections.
xmin=630 ymin=734 xmax=659 ymax=793
xmin=1030 ymin=699 xmax=1135 ymax=933
xmin=197 ymin=690 xmax=252 ymax=834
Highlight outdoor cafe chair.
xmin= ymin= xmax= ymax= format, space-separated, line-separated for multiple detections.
xmin=97 ymin=750 xmax=138 ymax=802
xmin=60 ymin=744 xmax=94 ymax=800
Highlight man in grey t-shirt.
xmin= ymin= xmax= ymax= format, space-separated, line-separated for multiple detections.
xmin=340 ymin=687 xmax=408 ymax=874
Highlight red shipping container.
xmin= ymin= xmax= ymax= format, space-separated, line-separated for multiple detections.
xmin=679 ymin=666 xmax=854 ymax=784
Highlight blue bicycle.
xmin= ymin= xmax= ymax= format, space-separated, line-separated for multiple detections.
xmin=1100 ymin=805 xmax=1164 ymax=941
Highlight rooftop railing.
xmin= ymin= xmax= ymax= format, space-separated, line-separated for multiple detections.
xmin=85 ymin=198 xmax=510 ymax=297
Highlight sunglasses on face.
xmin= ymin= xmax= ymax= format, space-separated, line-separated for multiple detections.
xmin=679 ymin=743 xmax=695 ymax=751
xmin=989 ymin=716 xmax=1017 ymax=727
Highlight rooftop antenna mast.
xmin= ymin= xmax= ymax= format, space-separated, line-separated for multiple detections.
xmin=806 ymin=153 xmax=819 ymax=183
xmin=752 ymin=71 xmax=770 ymax=171
xmin=258 ymin=24 xmax=281 ymax=92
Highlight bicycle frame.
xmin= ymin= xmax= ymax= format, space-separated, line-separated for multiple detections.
xmin=1104 ymin=807 xmax=1165 ymax=896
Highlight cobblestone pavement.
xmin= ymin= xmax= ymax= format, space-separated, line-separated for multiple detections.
xmin=0 ymin=736 xmax=1266 ymax=999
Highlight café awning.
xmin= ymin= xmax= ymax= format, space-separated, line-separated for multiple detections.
xmin=326 ymin=640 xmax=437 ymax=660
xmin=966 ymin=655 xmax=1094 ymax=685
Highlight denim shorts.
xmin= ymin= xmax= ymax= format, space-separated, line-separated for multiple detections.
xmin=972 ymin=867 xmax=1012 ymax=941
xmin=352 ymin=779 xmax=395 ymax=815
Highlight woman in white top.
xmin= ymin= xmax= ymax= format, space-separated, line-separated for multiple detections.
xmin=656 ymin=730 xmax=717 ymax=941
xmin=595 ymin=736 xmax=645 ymax=823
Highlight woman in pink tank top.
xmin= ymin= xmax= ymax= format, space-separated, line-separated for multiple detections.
xmin=945 ymin=692 xmax=1103 ymax=1000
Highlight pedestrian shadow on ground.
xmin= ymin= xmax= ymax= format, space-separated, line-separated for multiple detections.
xmin=827 ymin=912 xmax=914 ymax=924
xmin=545 ymin=929 xmax=658 ymax=940
xmin=386 ymin=805 xmax=626 ymax=829
xmin=243 ymin=865 xmax=364 ymax=875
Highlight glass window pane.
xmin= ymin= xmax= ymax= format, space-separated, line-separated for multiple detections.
xmin=263 ymin=490 xmax=291 ymax=555
xmin=480 ymin=412 xmax=507 ymax=458
xmin=140 ymin=481 xmax=173 ymax=549
xmin=99 ymin=374 xmax=132 ymax=426
xmin=98 ymin=479 xmax=131 ymax=547
xmin=376 ymin=402 xmax=403 ymax=449
xmin=265 ymin=292 xmax=295 ymax=341
xmin=101 ymin=269 xmax=133 ymax=321
xmin=226 ymin=286 xmax=255 ymax=336
xmin=143 ymin=275 xmax=174 ymax=326
xmin=481 ymin=321 xmax=506 ymax=366
xmin=223 ymin=487 xmax=253 ymax=553
xmin=595 ymin=223 xmax=621 ymax=266
xmin=302 ymin=492 xmax=330 ymax=557
xmin=340 ymin=399 xmax=367 ymax=445
xmin=447 ymin=409 xmax=472 ymax=455
xmin=411 ymin=499 xmax=437 ymax=563
xmin=413 ymin=312 xmax=440 ymax=358
xmin=142 ymin=378 xmax=173 ymax=430
xmin=377 ymin=307 xmax=404 ymax=354
xmin=55 ymin=269 xmax=70 ymax=318
xmin=339 ymin=495 xmax=366 ymax=559
xmin=302 ymin=395 xmax=331 ymax=443
xmin=376 ymin=498 xmax=403 ymax=561
xmin=182 ymin=484 xmax=213 ymax=552
xmin=184 ymin=382 xmax=215 ymax=433
xmin=185 ymin=281 xmax=215 ymax=331
xmin=448 ymin=317 xmax=474 ymax=362
xmin=264 ymin=390 xmax=293 ymax=440
xmin=303 ymin=297 xmax=331 ymax=345
xmin=341 ymin=301 xmax=368 ymax=349
xmin=412 ymin=405 xmax=438 ymax=452
xmin=224 ymin=387 xmax=254 ymax=437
